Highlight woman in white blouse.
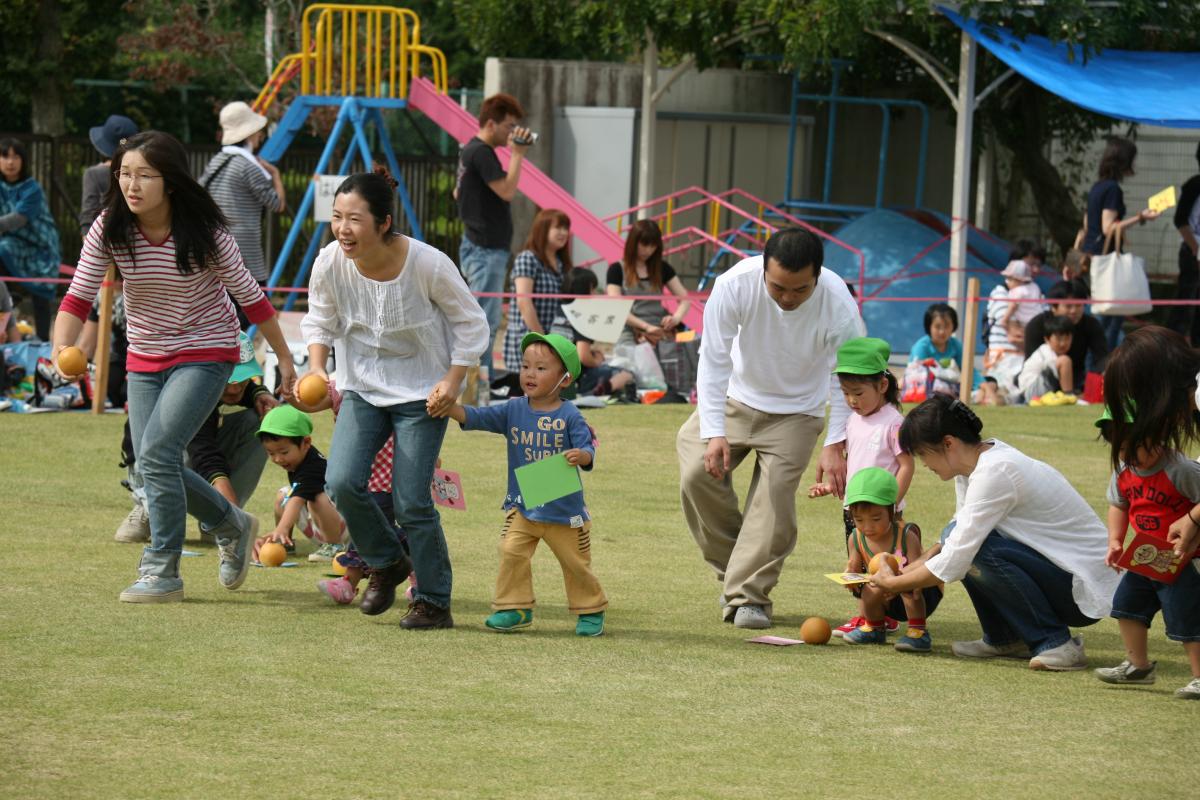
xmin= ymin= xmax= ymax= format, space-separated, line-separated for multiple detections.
xmin=301 ymin=169 xmax=489 ymax=631
xmin=871 ymin=395 xmax=1119 ymax=671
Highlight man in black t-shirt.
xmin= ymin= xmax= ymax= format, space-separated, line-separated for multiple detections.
xmin=1023 ymin=280 xmax=1109 ymax=392
xmin=1168 ymin=142 xmax=1200 ymax=343
xmin=454 ymin=92 xmax=534 ymax=375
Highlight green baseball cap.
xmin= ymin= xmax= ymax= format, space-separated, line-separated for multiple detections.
xmin=229 ymin=332 xmax=264 ymax=384
xmin=258 ymin=404 xmax=313 ymax=438
xmin=836 ymin=337 xmax=891 ymax=375
xmin=844 ymin=467 xmax=899 ymax=507
xmin=1094 ymin=402 xmax=1136 ymax=428
xmin=521 ymin=332 xmax=581 ymax=381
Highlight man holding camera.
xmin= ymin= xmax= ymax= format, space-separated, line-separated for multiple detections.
xmin=454 ymin=92 xmax=535 ymax=376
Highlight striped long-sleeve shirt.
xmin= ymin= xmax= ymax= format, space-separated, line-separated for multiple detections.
xmin=199 ymin=149 xmax=279 ymax=281
xmin=60 ymin=213 xmax=275 ymax=372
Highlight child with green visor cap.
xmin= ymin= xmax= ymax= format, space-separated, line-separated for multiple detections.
xmin=810 ymin=336 xmax=915 ymax=639
xmin=434 ymin=332 xmax=608 ymax=636
xmin=841 ymin=466 xmax=941 ymax=651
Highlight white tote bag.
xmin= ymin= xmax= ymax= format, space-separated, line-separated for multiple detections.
xmin=1090 ymin=226 xmax=1152 ymax=316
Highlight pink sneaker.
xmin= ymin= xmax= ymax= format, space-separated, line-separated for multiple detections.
xmin=884 ymin=617 xmax=899 ymax=632
xmin=317 ymin=577 xmax=357 ymax=605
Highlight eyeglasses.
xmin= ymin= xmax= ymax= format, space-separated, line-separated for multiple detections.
xmin=117 ymin=171 xmax=163 ymax=186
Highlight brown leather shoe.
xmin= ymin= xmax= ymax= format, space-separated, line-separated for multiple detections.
xmin=399 ymin=600 xmax=454 ymax=629
xmin=359 ymin=557 xmax=413 ymax=616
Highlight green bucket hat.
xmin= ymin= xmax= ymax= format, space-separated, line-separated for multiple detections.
xmin=836 ymin=337 xmax=891 ymax=376
xmin=521 ymin=332 xmax=581 ymax=381
xmin=1094 ymin=402 xmax=1136 ymax=428
xmin=258 ymin=404 xmax=313 ymax=438
xmin=229 ymin=332 xmax=264 ymax=384
xmin=844 ymin=467 xmax=899 ymax=507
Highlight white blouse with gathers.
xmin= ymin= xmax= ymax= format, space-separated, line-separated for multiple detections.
xmin=301 ymin=238 xmax=489 ymax=406
xmin=924 ymin=439 xmax=1120 ymax=620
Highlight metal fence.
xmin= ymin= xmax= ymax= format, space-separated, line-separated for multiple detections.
xmin=3 ymin=133 xmax=464 ymax=294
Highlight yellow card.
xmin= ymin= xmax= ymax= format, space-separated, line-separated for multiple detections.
xmin=674 ymin=330 xmax=696 ymax=343
xmin=1149 ymin=185 xmax=1176 ymax=213
xmin=825 ymin=572 xmax=871 ymax=585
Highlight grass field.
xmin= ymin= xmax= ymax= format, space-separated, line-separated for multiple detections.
xmin=1 ymin=403 xmax=1197 ymax=799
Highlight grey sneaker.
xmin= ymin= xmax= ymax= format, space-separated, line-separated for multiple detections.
xmin=308 ymin=542 xmax=344 ymax=563
xmin=119 ymin=574 xmax=184 ymax=603
xmin=1095 ymin=659 xmax=1157 ymax=685
xmin=951 ymin=638 xmax=1032 ymax=660
xmin=114 ymin=505 xmax=150 ymax=543
xmin=733 ymin=604 xmax=771 ymax=629
xmin=1029 ymin=635 xmax=1087 ymax=671
xmin=1175 ymin=678 xmax=1200 ymax=699
xmin=216 ymin=510 xmax=258 ymax=590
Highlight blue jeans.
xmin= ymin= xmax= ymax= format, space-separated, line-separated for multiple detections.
xmin=126 ymin=361 xmax=238 ymax=556
xmin=1098 ymin=314 xmax=1125 ymax=350
xmin=326 ymin=392 xmax=452 ymax=608
xmin=459 ymin=235 xmax=508 ymax=373
xmin=958 ymin=529 xmax=1100 ymax=654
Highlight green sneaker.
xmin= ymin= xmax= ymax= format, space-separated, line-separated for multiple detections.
xmin=485 ymin=608 xmax=533 ymax=632
xmin=576 ymin=611 xmax=605 ymax=637
xmin=308 ymin=541 xmax=344 ymax=563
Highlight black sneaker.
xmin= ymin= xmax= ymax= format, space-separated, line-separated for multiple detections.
xmin=399 ymin=600 xmax=454 ymax=629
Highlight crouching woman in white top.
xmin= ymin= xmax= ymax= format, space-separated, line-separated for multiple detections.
xmin=301 ymin=169 xmax=489 ymax=631
xmin=871 ymin=395 xmax=1120 ymax=670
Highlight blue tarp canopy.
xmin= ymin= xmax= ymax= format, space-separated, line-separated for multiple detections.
xmin=940 ymin=5 xmax=1200 ymax=128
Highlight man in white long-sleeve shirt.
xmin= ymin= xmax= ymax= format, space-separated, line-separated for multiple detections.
xmin=677 ymin=228 xmax=865 ymax=629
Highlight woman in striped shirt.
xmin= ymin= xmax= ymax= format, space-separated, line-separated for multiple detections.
xmin=52 ymin=131 xmax=297 ymax=604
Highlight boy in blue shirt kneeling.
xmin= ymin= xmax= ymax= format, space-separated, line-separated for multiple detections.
xmin=436 ymin=332 xmax=607 ymax=636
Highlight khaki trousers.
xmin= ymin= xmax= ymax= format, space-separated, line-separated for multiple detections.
xmin=676 ymin=398 xmax=824 ymax=617
xmin=493 ymin=509 xmax=608 ymax=615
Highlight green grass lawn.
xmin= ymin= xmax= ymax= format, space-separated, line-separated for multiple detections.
xmin=1 ymin=404 xmax=1197 ymax=799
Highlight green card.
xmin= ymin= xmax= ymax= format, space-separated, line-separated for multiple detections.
xmin=515 ymin=453 xmax=583 ymax=508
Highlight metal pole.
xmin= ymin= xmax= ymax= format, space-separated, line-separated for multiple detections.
xmin=948 ymin=30 xmax=976 ymax=321
xmin=636 ymin=28 xmax=657 ymax=219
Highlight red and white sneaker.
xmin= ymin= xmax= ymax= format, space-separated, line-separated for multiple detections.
xmin=317 ymin=577 xmax=357 ymax=605
xmin=833 ymin=616 xmax=866 ymax=638
xmin=834 ymin=616 xmax=900 ymax=637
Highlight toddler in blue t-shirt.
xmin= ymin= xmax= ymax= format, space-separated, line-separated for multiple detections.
xmin=437 ymin=332 xmax=608 ymax=636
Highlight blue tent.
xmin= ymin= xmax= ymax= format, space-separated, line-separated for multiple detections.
xmin=940 ymin=6 xmax=1200 ymax=128
xmin=824 ymin=209 xmax=1055 ymax=353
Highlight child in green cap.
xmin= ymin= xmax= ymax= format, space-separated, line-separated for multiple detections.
xmin=810 ymin=336 xmax=915 ymax=638
xmin=255 ymin=404 xmax=345 ymax=561
xmin=433 ymin=332 xmax=608 ymax=636
xmin=841 ymin=467 xmax=941 ymax=651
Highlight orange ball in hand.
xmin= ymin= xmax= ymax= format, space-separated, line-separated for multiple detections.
xmin=58 ymin=346 xmax=87 ymax=377
xmin=259 ymin=541 xmax=287 ymax=567
xmin=800 ymin=616 xmax=832 ymax=645
xmin=868 ymin=552 xmax=902 ymax=575
xmin=297 ymin=373 xmax=328 ymax=406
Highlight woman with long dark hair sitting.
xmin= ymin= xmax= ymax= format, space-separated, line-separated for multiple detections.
xmin=870 ymin=394 xmax=1119 ymax=671
xmin=52 ymin=131 xmax=297 ymax=603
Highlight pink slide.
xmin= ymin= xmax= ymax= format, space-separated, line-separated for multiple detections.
xmin=409 ymin=77 xmax=703 ymax=330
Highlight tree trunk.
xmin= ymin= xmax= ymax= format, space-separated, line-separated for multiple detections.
xmin=995 ymin=85 xmax=1081 ymax=254
xmin=30 ymin=0 xmax=65 ymax=136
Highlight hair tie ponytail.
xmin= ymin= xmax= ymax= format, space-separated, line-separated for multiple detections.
xmin=371 ymin=163 xmax=399 ymax=190
xmin=950 ymin=399 xmax=983 ymax=435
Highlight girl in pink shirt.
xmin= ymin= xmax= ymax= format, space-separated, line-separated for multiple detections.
xmin=51 ymin=131 xmax=296 ymax=604
xmin=810 ymin=336 xmax=915 ymax=637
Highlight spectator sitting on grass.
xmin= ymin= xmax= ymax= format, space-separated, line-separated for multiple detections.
xmin=909 ymin=303 xmax=961 ymax=368
xmin=1019 ymin=315 xmax=1075 ymax=405
xmin=1023 ymin=280 xmax=1109 ymax=394
xmin=550 ymin=267 xmax=635 ymax=400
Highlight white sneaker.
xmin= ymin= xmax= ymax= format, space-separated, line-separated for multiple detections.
xmin=114 ymin=505 xmax=151 ymax=543
xmin=733 ymin=604 xmax=771 ymax=629
xmin=1175 ymin=677 xmax=1200 ymax=699
xmin=951 ymin=638 xmax=1032 ymax=660
xmin=1029 ymin=635 xmax=1087 ymax=671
